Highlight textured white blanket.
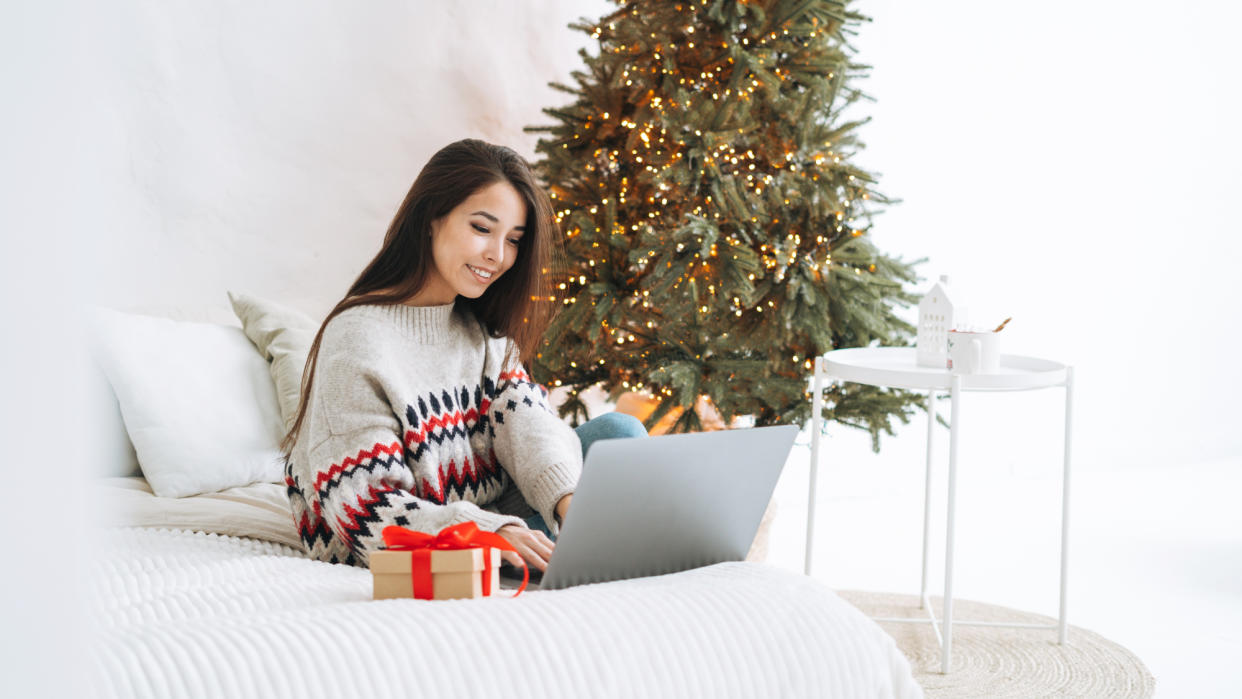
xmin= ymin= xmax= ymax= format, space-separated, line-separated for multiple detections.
xmin=86 ymin=528 xmax=923 ymax=699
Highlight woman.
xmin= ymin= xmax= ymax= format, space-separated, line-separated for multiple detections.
xmin=280 ymin=138 xmax=646 ymax=573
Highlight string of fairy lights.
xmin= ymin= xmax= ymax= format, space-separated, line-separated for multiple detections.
xmin=537 ymin=4 xmax=882 ymax=405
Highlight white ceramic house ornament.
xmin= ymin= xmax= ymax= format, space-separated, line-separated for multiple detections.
xmin=916 ymin=275 xmax=967 ymax=368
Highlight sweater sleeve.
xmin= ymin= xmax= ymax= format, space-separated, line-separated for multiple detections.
xmin=305 ymin=355 xmax=525 ymax=565
xmin=486 ymin=342 xmax=583 ymax=538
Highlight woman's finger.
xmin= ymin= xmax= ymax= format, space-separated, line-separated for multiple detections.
xmin=527 ymin=536 xmax=555 ymax=561
xmin=517 ymin=541 xmax=550 ymax=572
xmin=500 ymin=550 xmax=523 ymax=568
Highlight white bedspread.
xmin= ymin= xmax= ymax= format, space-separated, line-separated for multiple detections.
xmin=86 ymin=528 xmax=923 ymax=699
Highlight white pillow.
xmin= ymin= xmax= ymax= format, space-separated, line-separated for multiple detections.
xmin=85 ymin=350 xmax=142 ymax=478
xmin=85 ymin=306 xmax=287 ymax=498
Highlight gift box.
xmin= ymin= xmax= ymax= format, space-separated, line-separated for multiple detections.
xmin=371 ymin=546 xmax=501 ymax=601
xmin=370 ymin=522 xmax=527 ymax=600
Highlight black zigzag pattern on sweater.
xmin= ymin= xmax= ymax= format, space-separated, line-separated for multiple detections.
xmin=428 ymin=455 xmax=510 ymax=506
xmin=295 ymin=500 xmax=336 ymax=551
xmin=284 ymin=455 xmax=360 ymax=565
xmin=403 ymin=383 xmax=490 ymax=463
xmin=334 ymin=484 xmax=416 ymax=550
xmin=312 ymin=445 xmax=405 ymax=505
xmin=400 ymin=381 xmax=507 ymax=503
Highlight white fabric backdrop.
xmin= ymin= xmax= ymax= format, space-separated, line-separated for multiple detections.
xmin=77 ymin=0 xmax=615 ymax=324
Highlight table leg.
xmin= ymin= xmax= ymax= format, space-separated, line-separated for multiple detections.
xmin=943 ymin=374 xmax=962 ymax=674
xmin=921 ymin=388 xmax=936 ymax=609
xmin=1058 ymin=366 xmax=1074 ymax=644
xmin=806 ymin=358 xmax=824 ymax=577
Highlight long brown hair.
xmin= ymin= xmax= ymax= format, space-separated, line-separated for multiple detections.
xmin=279 ymin=138 xmax=565 ymax=458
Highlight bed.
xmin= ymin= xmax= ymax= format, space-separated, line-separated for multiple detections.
xmin=85 ymin=477 xmax=922 ymax=698
xmin=81 ymin=297 xmax=924 ymax=698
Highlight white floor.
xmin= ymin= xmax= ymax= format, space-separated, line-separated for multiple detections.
xmin=762 ymin=405 xmax=1242 ymax=698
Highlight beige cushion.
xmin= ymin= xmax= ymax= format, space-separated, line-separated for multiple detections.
xmin=227 ymin=291 xmax=320 ymax=434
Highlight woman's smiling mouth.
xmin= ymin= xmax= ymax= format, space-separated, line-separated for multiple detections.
xmin=466 ymin=264 xmax=495 ymax=282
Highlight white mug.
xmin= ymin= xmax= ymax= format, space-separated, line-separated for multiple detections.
xmin=947 ymin=330 xmax=1000 ymax=374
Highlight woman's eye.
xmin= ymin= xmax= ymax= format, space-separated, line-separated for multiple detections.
xmin=471 ymin=223 xmax=489 ymax=233
xmin=507 ymin=238 xmax=521 ymax=246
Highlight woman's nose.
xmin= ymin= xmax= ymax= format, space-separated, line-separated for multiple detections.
xmin=485 ymin=237 xmax=503 ymax=263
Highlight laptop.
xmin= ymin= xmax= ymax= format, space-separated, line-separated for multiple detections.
xmin=499 ymin=424 xmax=799 ymax=591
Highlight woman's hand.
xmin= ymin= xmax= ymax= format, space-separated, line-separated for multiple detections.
xmin=496 ymin=524 xmax=556 ymax=572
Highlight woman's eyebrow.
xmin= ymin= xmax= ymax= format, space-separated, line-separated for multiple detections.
xmin=471 ymin=210 xmax=526 ymax=232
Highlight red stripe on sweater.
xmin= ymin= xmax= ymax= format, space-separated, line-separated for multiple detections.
xmin=420 ymin=475 xmax=444 ymax=504
xmin=404 ymin=406 xmax=484 ymax=447
xmin=498 ymin=368 xmax=549 ymax=396
xmin=313 ymin=440 xmax=403 ymax=493
xmin=335 ymin=482 xmax=398 ymax=546
xmin=499 ymin=368 xmax=529 ymax=382
xmin=296 ymin=508 xmax=313 ymax=536
xmin=418 ymin=451 xmax=494 ymax=504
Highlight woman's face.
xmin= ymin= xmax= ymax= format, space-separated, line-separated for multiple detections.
xmin=414 ymin=180 xmax=528 ymax=305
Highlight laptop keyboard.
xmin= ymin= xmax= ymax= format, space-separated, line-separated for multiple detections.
xmin=499 ymin=561 xmax=543 ymax=585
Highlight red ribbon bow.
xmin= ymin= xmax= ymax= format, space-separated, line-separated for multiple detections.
xmin=381 ymin=521 xmax=527 ymax=598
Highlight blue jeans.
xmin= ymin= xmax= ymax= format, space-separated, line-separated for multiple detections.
xmin=524 ymin=412 xmax=648 ymax=540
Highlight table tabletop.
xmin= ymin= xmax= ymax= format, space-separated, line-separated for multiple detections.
xmin=814 ymin=346 xmax=1069 ymax=392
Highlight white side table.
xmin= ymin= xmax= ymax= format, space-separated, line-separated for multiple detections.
xmin=806 ymin=346 xmax=1073 ymax=674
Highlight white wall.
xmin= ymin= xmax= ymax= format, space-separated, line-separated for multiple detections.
xmin=830 ymin=0 xmax=1242 ymax=471
xmin=7 ymin=0 xmax=1238 ymax=463
xmin=73 ymin=0 xmax=1240 ymax=472
xmin=82 ymin=0 xmax=614 ymax=324
xmin=33 ymin=0 xmax=1242 ymax=471
xmin=7 ymin=0 xmax=1240 ymax=515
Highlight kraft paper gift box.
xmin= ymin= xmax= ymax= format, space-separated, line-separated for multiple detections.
xmin=371 ymin=547 xmax=502 ymax=601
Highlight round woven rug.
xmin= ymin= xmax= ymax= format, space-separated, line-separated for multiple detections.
xmin=837 ymin=590 xmax=1156 ymax=698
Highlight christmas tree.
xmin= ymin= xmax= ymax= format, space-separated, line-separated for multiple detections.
xmin=524 ymin=0 xmax=926 ymax=450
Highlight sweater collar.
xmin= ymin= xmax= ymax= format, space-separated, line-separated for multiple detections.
xmin=353 ymin=302 xmax=457 ymax=344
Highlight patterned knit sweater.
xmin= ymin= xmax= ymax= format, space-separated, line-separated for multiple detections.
xmin=283 ymin=302 xmax=583 ymax=568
